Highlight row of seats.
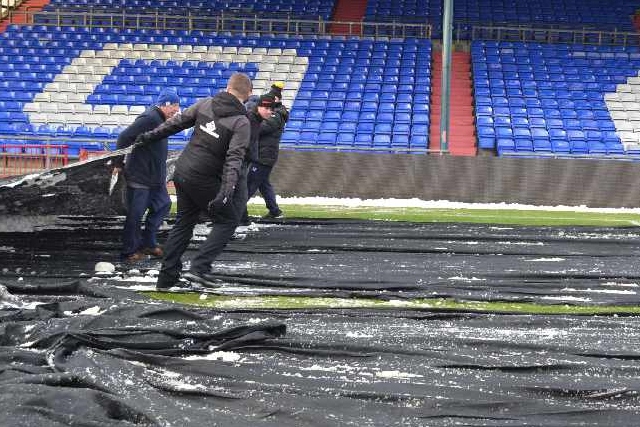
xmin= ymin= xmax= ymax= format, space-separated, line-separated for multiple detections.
xmin=366 ymin=0 xmax=637 ymax=33
xmin=4 ymin=24 xmax=640 ymax=158
xmin=0 ymin=25 xmax=432 ymax=154
xmin=3 ymin=25 xmax=425 ymax=49
xmin=472 ymin=40 xmax=640 ymax=156
xmin=45 ymin=0 xmax=337 ymax=19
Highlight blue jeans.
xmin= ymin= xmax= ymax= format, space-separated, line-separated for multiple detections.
xmin=121 ymin=185 xmax=171 ymax=258
xmin=247 ymin=163 xmax=280 ymax=215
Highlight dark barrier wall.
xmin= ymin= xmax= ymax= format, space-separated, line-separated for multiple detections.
xmin=271 ymin=151 xmax=640 ymax=208
xmin=3 ymin=151 xmax=640 ymax=215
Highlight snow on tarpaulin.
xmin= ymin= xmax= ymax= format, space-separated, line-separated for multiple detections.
xmin=4 ymin=217 xmax=640 ymax=304
xmin=2 ymin=217 xmax=640 ymax=425
xmin=0 ymin=151 xmax=180 ymax=216
xmin=2 ymin=279 xmax=640 ymax=426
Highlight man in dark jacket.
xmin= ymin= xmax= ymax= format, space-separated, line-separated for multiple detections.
xmin=114 ymin=89 xmax=180 ymax=262
xmin=134 ymin=73 xmax=254 ymax=289
xmin=246 ymin=85 xmax=288 ymax=219
xmin=244 ymin=93 xmax=277 ymax=166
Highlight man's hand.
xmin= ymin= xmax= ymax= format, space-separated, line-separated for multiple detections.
xmin=134 ymin=133 xmax=152 ymax=146
xmin=207 ymin=185 xmax=235 ymax=217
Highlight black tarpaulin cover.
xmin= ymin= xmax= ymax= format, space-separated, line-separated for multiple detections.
xmin=2 ymin=279 xmax=640 ymax=426
xmin=4 ymin=216 xmax=640 ymax=304
xmin=2 ymin=218 xmax=640 ymax=425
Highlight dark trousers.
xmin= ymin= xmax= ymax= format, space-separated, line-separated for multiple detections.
xmin=247 ymin=162 xmax=280 ymax=215
xmin=158 ymin=170 xmax=248 ymax=287
xmin=121 ymin=185 xmax=171 ymax=258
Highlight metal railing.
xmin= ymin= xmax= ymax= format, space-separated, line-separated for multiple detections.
xmin=8 ymin=9 xmax=432 ymax=39
xmin=471 ymin=24 xmax=640 ymax=46
xmin=0 ymin=143 xmax=68 ymax=177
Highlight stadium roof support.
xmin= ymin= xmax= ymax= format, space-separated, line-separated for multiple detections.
xmin=439 ymin=0 xmax=453 ymax=154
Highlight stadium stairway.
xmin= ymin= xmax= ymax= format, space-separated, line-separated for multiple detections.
xmin=0 ymin=0 xmax=50 ymax=33
xmin=429 ymin=50 xmax=476 ymax=155
xmin=329 ymin=0 xmax=367 ymax=36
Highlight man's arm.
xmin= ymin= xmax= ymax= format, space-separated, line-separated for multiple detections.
xmin=260 ymin=112 xmax=285 ymax=136
xmin=113 ymin=114 xmax=156 ymax=168
xmin=139 ymin=99 xmax=202 ymax=143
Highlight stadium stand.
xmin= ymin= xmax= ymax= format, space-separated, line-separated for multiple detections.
xmin=43 ymin=0 xmax=337 ymax=20
xmin=0 ymin=23 xmax=432 ymax=156
xmin=472 ymin=40 xmax=640 ymax=156
xmin=365 ymin=0 xmax=639 ymax=38
xmin=3 ymin=1 xmax=640 ymax=162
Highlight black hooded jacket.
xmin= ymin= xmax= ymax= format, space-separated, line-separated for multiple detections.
xmin=142 ymin=91 xmax=251 ymax=190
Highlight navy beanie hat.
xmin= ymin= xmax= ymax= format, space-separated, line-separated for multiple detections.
xmin=258 ymin=93 xmax=277 ymax=108
xmin=155 ymin=89 xmax=180 ymax=106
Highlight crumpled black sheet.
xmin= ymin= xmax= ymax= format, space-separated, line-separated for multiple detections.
xmin=1 ymin=279 xmax=640 ymax=426
xmin=2 ymin=218 xmax=640 ymax=425
xmin=3 ymin=216 xmax=640 ymax=305
xmin=0 ymin=151 xmax=179 ymax=216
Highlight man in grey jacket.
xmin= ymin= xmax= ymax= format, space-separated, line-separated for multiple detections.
xmin=135 ymin=73 xmax=253 ymax=289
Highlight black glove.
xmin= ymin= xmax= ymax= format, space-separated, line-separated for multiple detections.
xmin=280 ymin=105 xmax=289 ymax=122
xmin=134 ymin=133 xmax=153 ymax=147
xmin=207 ymin=184 xmax=235 ymax=217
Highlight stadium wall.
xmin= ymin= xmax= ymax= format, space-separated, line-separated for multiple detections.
xmin=271 ymin=151 xmax=640 ymax=208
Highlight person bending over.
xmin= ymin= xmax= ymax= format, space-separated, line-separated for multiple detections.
xmin=113 ymin=89 xmax=180 ymax=263
xmin=133 ymin=73 xmax=254 ymax=289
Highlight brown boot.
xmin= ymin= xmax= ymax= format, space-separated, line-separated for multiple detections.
xmin=142 ymin=246 xmax=163 ymax=258
xmin=125 ymin=252 xmax=145 ymax=263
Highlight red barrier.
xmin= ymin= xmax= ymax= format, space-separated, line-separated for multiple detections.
xmin=0 ymin=144 xmax=68 ymax=178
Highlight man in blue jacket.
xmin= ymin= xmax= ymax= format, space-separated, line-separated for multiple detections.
xmin=113 ymin=89 xmax=180 ymax=262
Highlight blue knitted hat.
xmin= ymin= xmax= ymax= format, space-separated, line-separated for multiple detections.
xmin=155 ymin=89 xmax=180 ymax=106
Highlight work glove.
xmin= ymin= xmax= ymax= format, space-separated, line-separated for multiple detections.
xmin=134 ymin=133 xmax=153 ymax=147
xmin=207 ymin=184 xmax=235 ymax=217
xmin=279 ymin=105 xmax=289 ymax=122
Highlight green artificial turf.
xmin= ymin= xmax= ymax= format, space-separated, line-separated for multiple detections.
xmin=246 ymin=204 xmax=640 ymax=227
xmin=143 ymin=292 xmax=640 ymax=315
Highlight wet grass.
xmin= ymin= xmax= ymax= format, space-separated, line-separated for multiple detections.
xmin=143 ymin=292 xmax=640 ymax=315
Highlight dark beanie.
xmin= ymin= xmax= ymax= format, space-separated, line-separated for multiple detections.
xmin=269 ymin=81 xmax=284 ymax=99
xmin=258 ymin=93 xmax=277 ymax=108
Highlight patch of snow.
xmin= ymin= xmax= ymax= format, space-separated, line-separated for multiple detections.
xmin=1 ymin=172 xmax=43 ymax=188
xmin=346 ymin=331 xmax=374 ymax=338
xmin=539 ymin=296 xmax=592 ymax=302
xmin=376 ymin=370 xmax=423 ymax=379
xmin=114 ymin=275 xmax=159 ymax=283
xmin=185 ymin=351 xmax=243 ymax=362
xmin=601 ymin=282 xmax=639 ymax=288
xmin=561 ymin=287 xmax=636 ymax=295
xmin=79 ymin=306 xmax=104 ymax=315
xmin=496 ymin=241 xmax=544 ymax=246
xmin=447 ymin=276 xmax=486 ymax=282
xmin=525 ymin=257 xmax=566 ymax=262
xmin=63 ymin=306 xmax=104 ymax=316
xmin=265 ymin=196 xmax=640 ymax=213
